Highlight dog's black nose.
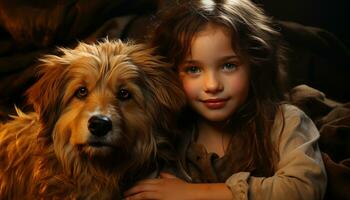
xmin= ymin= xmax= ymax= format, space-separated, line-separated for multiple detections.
xmin=88 ymin=115 xmax=112 ymax=137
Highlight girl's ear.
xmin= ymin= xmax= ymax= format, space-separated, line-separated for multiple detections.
xmin=26 ymin=55 xmax=68 ymax=135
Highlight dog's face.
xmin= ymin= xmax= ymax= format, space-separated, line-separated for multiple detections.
xmin=26 ymin=40 xmax=185 ymax=168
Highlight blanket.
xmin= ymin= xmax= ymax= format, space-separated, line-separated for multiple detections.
xmin=289 ymin=85 xmax=350 ymax=200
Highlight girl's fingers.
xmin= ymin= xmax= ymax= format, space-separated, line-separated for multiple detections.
xmin=124 ymin=191 xmax=161 ymax=200
xmin=124 ymin=176 xmax=176 ymax=198
xmin=159 ymin=172 xmax=177 ymax=179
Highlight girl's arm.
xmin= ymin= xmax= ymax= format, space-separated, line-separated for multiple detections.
xmin=124 ymin=172 xmax=233 ymax=200
xmin=224 ymin=105 xmax=327 ymax=200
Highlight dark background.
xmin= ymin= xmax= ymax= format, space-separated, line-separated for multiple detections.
xmin=255 ymin=0 xmax=350 ymax=48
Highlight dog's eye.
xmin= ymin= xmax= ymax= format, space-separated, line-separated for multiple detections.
xmin=75 ymin=87 xmax=88 ymax=99
xmin=117 ymin=89 xmax=131 ymax=101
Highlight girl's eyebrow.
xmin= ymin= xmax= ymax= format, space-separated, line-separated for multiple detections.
xmin=183 ymin=60 xmax=200 ymax=64
xmin=217 ymin=55 xmax=239 ymax=62
xmin=184 ymin=55 xmax=238 ymax=63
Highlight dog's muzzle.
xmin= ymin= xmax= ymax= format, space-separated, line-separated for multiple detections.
xmin=88 ymin=115 xmax=112 ymax=137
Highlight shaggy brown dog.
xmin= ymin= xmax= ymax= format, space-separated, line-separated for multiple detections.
xmin=0 ymin=40 xmax=185 ymax=199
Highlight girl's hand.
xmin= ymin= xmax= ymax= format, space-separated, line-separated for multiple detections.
xmin=123 ymin=172 xmax=233 ymax=200
xmin=124 ymin=172 xmax=193 ymax=200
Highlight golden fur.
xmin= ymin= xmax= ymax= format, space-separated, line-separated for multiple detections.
xmin=0 ymin=40 xmax=185 ymax=199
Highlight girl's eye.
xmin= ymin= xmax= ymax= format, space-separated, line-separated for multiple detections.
xmin=185 ymin=66 xmax=201 ymax=74
xmin=117 ymin=89 xmax=132 ymax=101
xmin=222 ymin=63 xmax=237 ymax=71
xmin=75 ymin=87 xmax=88 ymax=99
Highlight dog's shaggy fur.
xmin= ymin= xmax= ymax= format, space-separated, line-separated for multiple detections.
xmin=0 ymin=40 xmax=185 ymax=199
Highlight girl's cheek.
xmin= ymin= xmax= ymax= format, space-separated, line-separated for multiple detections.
xmin=181 ymin=79 xmax=198 ymax=99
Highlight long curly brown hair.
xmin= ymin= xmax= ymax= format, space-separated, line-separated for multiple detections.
xmin=149 ymin=0 xmax=288 ymax=177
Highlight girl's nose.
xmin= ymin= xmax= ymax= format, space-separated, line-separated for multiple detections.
xmin=204 ymin=71 xmax=223 ymax=93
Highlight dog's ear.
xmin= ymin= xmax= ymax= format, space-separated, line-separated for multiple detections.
xmin=136 ymin=54 xmax=187 ymax=163
xmin=26 ymin=55 xmax=68 ymax=136
xmin=136 ymin=53 xmax=186 ymax=132
xmin=143 ymin=63 xmax=186 ymax=116
xmin=127 ymin=44 xmax=186 ymax=116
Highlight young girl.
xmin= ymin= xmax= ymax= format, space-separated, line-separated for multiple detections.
xmin=124 ymin=0 xmax=327 ymax=199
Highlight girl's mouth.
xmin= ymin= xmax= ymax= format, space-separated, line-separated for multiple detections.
xmin=201 ymin=98 xmax=228 ymax=109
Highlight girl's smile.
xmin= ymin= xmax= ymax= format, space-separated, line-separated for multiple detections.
xmin=200 ymin=98 xmax=230 ymax=109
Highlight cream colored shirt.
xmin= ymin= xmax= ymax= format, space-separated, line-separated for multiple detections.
xmin=225 ymin=104 xmax=327 ymax=200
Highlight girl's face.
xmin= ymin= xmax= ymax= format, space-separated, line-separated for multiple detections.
xmin=178 ymin=23 xmax=250 ymax=122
